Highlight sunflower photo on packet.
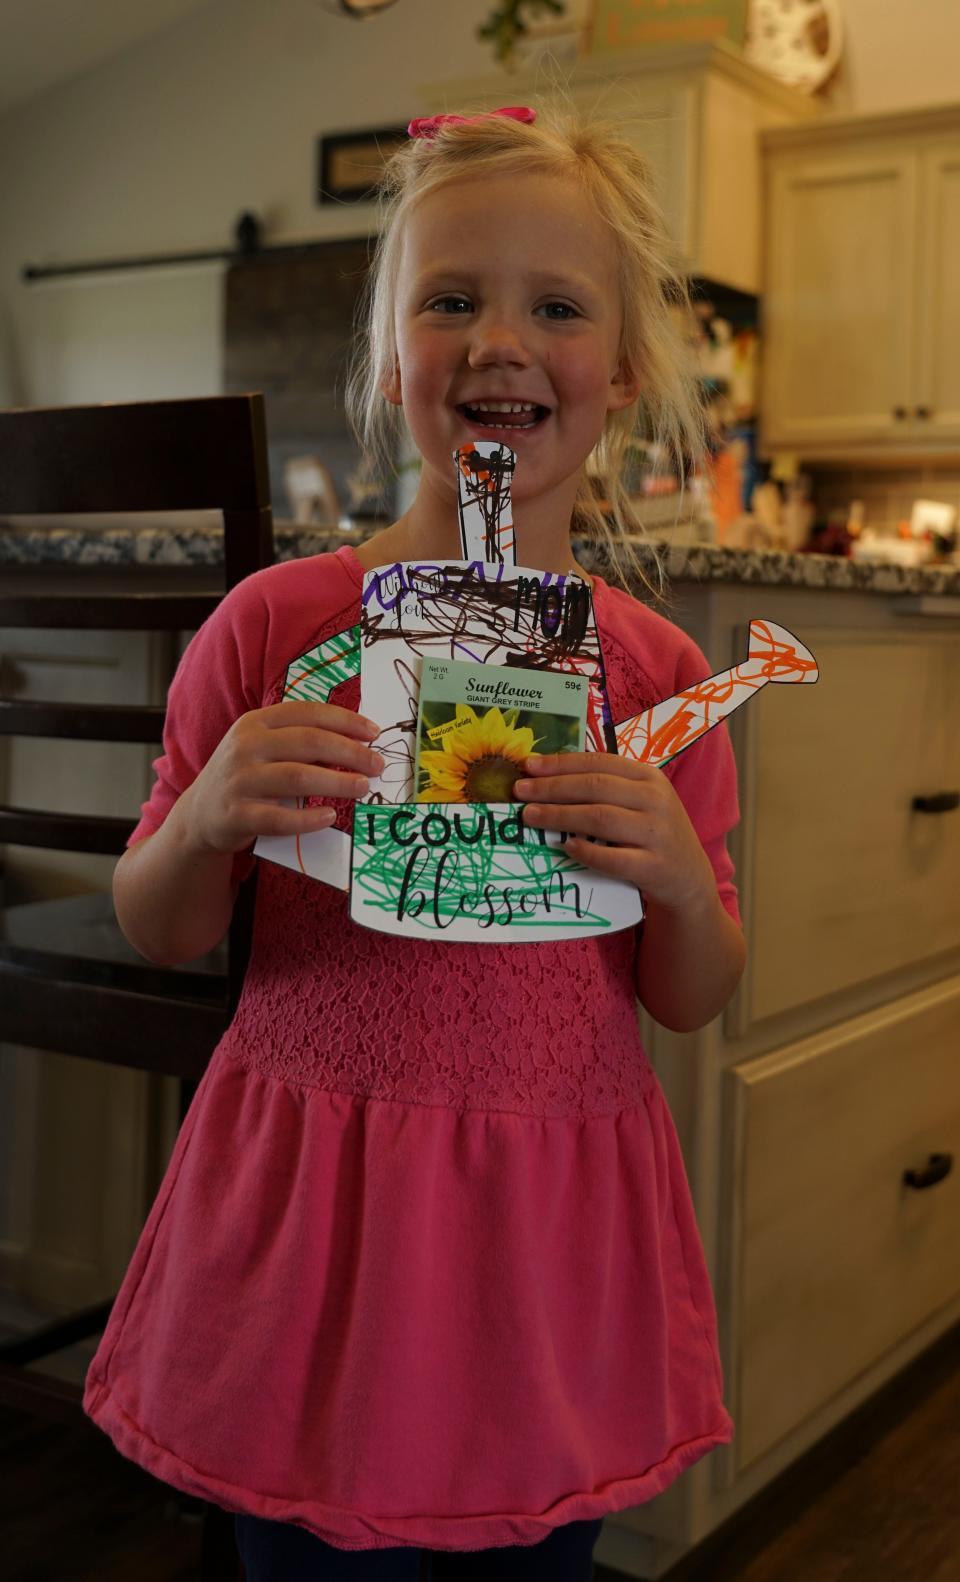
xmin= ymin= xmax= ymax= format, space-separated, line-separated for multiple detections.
xmin=414 ymin=656 xmax=589 ymax=805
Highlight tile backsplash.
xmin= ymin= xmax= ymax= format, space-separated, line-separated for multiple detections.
xmin=808 ymin=465 xmax=960 ymax=532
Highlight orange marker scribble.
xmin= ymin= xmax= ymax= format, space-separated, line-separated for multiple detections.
xmin=456 ymin=443 xmax=516 ymax=558
xmin=614 ymin=619 xmax=818 ymax=769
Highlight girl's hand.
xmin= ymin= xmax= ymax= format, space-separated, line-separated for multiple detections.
xmin=513 ymin=752 xmax=716 ymax=915
xmin=180 ymin=701 xmax=383 ymax=855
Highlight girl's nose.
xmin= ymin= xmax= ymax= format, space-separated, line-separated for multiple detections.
xmin=467 ymin=314 xmax=533 ymax=368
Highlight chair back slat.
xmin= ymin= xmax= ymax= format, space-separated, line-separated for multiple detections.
xmin=0 ymin=395 xmax=271 ymax=515
xmin=0 ymin=967 xmax=231 ymax=1076
xmin=223 ymin=505 xmax=275 ymax=589
xmin=0 ymin=593 xmax=221 ymax=629
xmin=0 ymin=805 xmax=134 ymax=854
xmin=0 ymin=699 xmax=166 ymax=742
xmin=0 ymin=938 xmax=227 ymax=1005
xmin=0 ymin=1360 xmax=85 ymax=1426
xmin=0 ymin=1298 xmax=115 ymax=1364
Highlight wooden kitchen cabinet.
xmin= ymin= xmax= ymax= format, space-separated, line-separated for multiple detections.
xmin=725 ymin=975 xmax=960 ymax=1474
xmin=746 ymin=629 xmax=960 ymax=1023
xmin=596 ymin=583 xmax=960 ymax=1579
xmin=422 ymin=40 xmax=818 ymax=296
xmin=760 ymin=105 xmax=960 ymax=459
xmin=916 ymin=139 xmax=960 ymax=440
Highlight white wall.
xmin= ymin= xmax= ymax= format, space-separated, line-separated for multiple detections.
xmin=17 ymin=263 xmax=225 ymax=407
xmin=0 ymin=0 xmax=492 ymax=407
xmin=822 ymin=0 xmax=960 ymax=116
xmin=0 ymin=0 xmax=956 ymax=409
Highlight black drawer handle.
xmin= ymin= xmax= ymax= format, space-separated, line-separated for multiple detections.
xmin=911 ymin=791 xmax=960 ymax=813
xmin=903 ymin=1152 xmax=953 ymax=1190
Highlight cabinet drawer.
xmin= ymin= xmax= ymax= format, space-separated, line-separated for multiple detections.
xmin=725 ymin=976 xmax=960 ymax=1472
xmin=747 ymin=632 xmax=960 ymax=1023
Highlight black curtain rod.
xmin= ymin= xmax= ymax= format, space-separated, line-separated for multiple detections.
xmin=22 ymin=239 xmax=756 ymax=320
xmin=23 ymin=220 xmax=369 ymax=283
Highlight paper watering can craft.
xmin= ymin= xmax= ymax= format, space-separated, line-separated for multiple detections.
xmin=254 ymin=442 xmax=819 ymax=941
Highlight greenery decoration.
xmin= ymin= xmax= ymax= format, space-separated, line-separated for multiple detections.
xmin=477 ymin=0 xmax=567 ymax=65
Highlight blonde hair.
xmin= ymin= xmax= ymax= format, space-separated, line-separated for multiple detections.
xmin=345 ymin=102 xmax=706 ymax=606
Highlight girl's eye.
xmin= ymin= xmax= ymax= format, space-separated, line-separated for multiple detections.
xmin=537 ymin=301 xmax=579 ymax=321
xmin=429 ymin=295 xmax=472 ymax=314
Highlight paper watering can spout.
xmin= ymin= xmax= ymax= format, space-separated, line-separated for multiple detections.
xmin=747 ymin=619 xmax=819 ymax=685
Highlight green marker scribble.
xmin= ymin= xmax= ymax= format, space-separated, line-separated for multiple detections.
xmin=351 ymin=804 xmax=611 ymax=932
xmin=283 ymin=625 xmax=361 ymax=705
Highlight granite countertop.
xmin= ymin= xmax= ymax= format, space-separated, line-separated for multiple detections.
xmin=2 ymin=516 xmax=960 ymax=598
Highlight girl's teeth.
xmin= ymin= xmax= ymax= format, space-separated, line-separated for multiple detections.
xmin=474 ymin=402 xmax=535 ymax=413
xmin=464 ymin=401 xmax=543 ymax=428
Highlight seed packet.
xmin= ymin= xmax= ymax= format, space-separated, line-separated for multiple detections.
xmin=414 ymin=656 xmax=588 ymax=804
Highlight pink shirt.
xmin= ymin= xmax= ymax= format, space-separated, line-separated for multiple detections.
xmin=84 ymin=544 xmax=739 ymax=1550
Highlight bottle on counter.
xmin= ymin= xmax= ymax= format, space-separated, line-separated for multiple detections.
xmin=783 ymin=475 xmax=815 ymax=551
xmin=688 ymin=472 xmax=717 ymax=544
xmin=846 ymin=500 xmax=865 ymax=539
xmin=748 ymin=478 xmax=782 ymax=548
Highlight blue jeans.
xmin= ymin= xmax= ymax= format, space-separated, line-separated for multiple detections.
xmin=234 ymin=1513 xmax=605 ymax=1580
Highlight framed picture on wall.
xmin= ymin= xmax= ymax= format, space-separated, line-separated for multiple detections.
xmin=590 ymin=0 xmax=747 ymax=54
xmin=316 ymin=126 xmax=408 ymax=204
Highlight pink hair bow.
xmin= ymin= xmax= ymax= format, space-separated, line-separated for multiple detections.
xmin=407 ymin=106 xmax=536 ymax=139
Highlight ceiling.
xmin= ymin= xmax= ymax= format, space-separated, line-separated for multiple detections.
xmin=0 ymin=0 xmax=216 ymax=116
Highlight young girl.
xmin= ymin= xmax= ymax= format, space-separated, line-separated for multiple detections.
xmin=83 ymin=105 xmax=746 ymax=1581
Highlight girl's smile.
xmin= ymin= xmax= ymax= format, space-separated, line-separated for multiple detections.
xmin=456 ymin=398 xmax=550 ymax=437
xmin=453 ymin=397 xmax=552 ymax=448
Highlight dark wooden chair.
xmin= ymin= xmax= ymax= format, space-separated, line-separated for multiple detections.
xmin=0 ymin=394 xmax=275 ymax=1580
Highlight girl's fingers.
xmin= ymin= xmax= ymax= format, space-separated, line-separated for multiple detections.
xmin=514 ymin=769 xmax=655 ymax=809
xmin=563 ymin=836 xmax=643 ymax=881
xmin=262 ymin=701 xmax=381 ymax=739
xmin=261 ymin=725 xmax=384 ymax=776
xmin=524 ymin=752 xmax=660 ymax=782
xmin=243 ymin=802 xmax=339 ymax=838
xmin=249 ymin=761 xmax=374 ymax=802
xmin=522 ymin=801 xmax=653 ymax=846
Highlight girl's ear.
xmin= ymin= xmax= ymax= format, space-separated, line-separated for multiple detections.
xmin=380 ymin=362 xmax=403 ymax=407
xmin=608 ymin=357 xmax=642 ymax=413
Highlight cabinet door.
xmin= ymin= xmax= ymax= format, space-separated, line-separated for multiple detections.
xmin=762 ymin=148 xmax=919 ymax=448
xmin=915 ymin=140 xmax=960 ymax=441
xmin=747 ymin=631 xmax=960 ymax=1024
xmin=725 ymin=977 xmax=960 ymax=1472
